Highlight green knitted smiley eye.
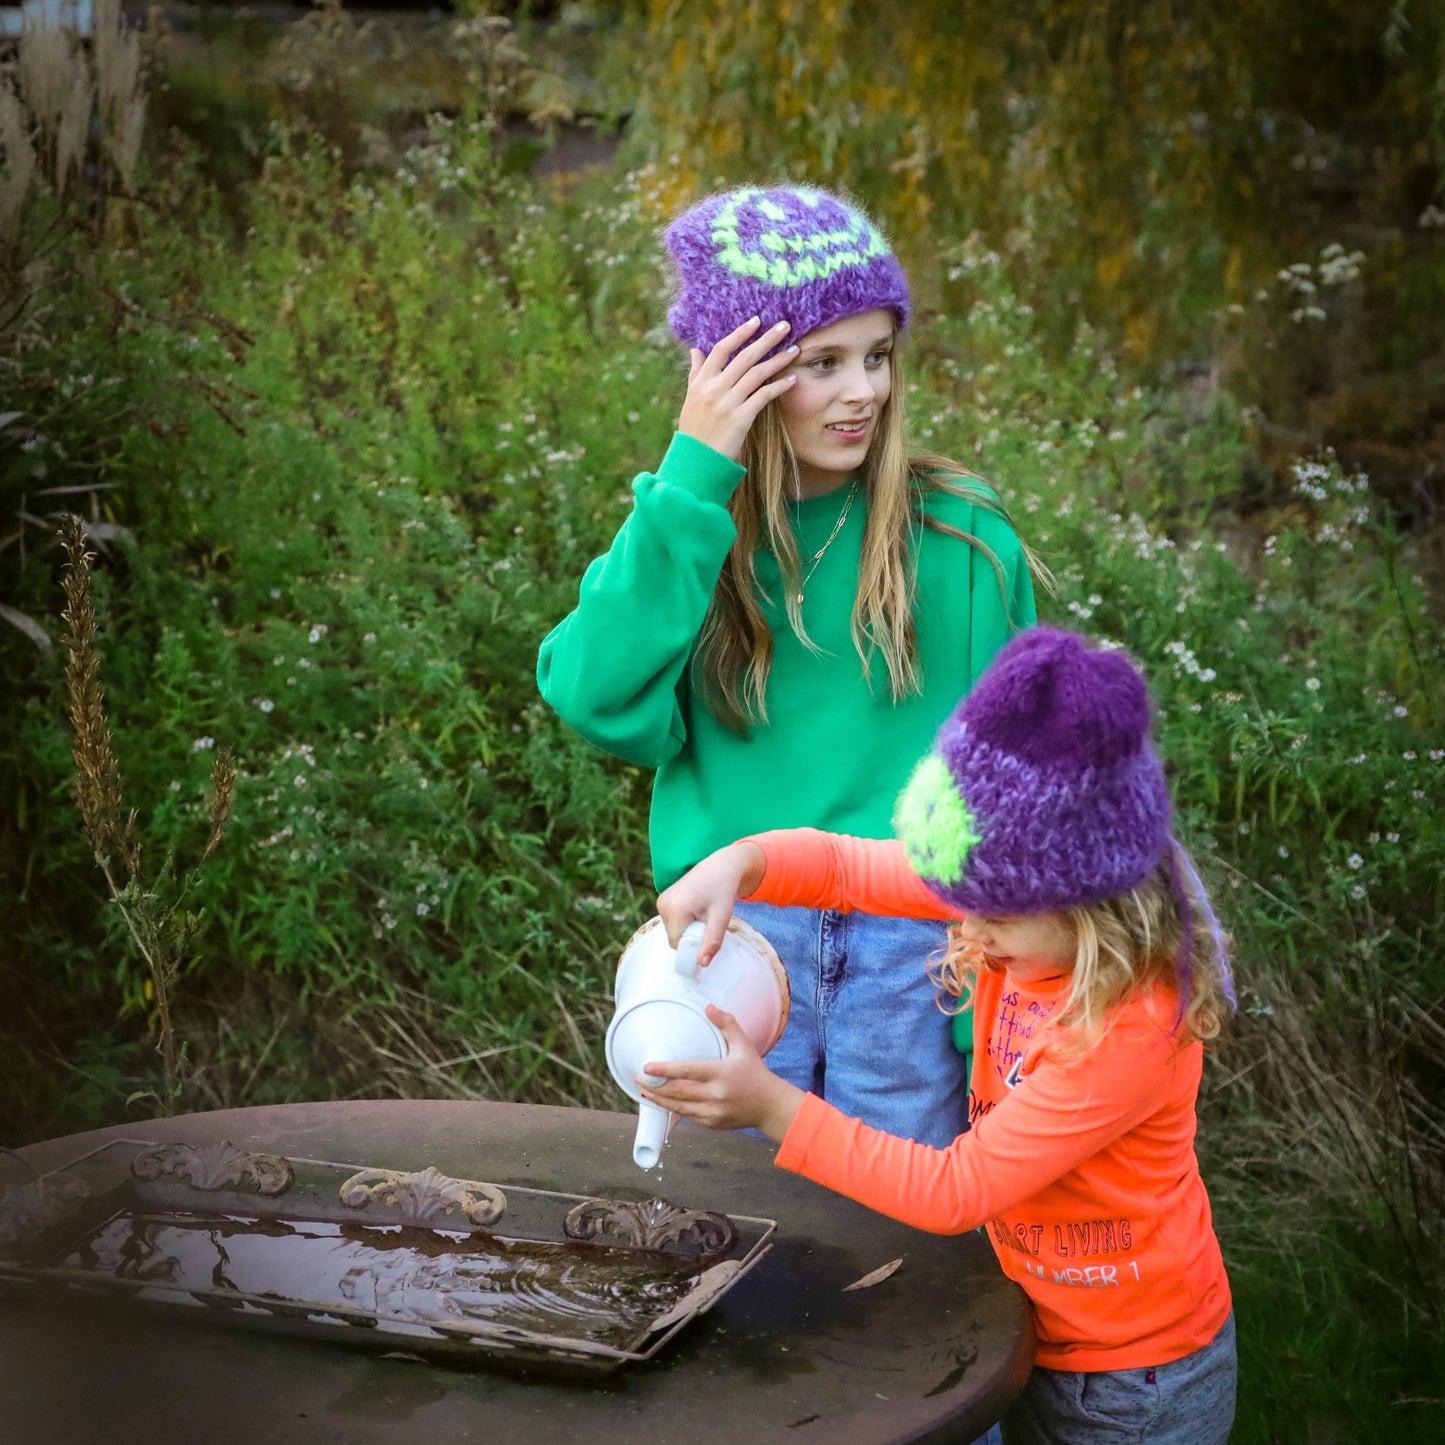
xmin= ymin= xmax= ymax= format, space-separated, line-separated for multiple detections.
xmin=893 ymin=753 xmax=982 ymax=887
xmin=709 ymin=186 xmax=893 ymax=290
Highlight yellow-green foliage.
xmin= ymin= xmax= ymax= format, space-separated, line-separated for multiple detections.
xmin=633 ymin=0 xmax=1445 ymax=363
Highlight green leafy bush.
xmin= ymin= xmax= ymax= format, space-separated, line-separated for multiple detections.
xmin=2 ymin=24 xmax=1441 ymax=1435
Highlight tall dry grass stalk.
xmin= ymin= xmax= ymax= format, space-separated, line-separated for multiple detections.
xmin=59 ymin=516 xmax=235 ymax=1113
xmin=94 ymin=0 xmax=146 ymax=196
xmin=0 ymin=84 xmax=37 ymax=243
xmin=0 ymin=0 xmax=148 ymax=248
xmin=1202 ymin=956 xmax=1444 ymax=1325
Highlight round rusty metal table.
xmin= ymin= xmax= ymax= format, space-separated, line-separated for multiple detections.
xmin=2 ymin=1100 xmax=1033 ymax=1443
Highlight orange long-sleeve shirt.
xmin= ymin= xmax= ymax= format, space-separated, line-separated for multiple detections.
xmin=746 ymin=828 xmax=1232 ymax=1371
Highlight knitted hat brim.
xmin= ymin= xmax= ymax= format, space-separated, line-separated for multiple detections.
xmin=898 ymin=730 xmax=1173 ymax=916
xmin=664 ymin=186 xmax=911 ymax=355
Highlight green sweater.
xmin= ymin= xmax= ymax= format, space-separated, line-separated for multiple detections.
xmin=538 ymin=432 xmax=1036 ymax=891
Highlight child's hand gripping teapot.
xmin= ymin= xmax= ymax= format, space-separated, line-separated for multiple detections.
xmin=605 ymin=915 xmax=790 ymax=1169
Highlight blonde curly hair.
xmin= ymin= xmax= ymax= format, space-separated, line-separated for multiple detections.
xmin=932 ymin=843 xmax=1232 ymax=1050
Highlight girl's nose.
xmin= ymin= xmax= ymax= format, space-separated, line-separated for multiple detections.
xmin=958 ymin=920 xmax=991 ymax=949
xmin=839 ymin=363 xmax=874 ymax=402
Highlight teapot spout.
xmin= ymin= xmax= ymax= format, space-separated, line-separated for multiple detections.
xmin=632 ymin=1098 xmax=673 ymax=1170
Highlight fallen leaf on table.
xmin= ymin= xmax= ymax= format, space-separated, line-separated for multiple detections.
xmin=843 ymin=1256 xmax=903 ymax=1291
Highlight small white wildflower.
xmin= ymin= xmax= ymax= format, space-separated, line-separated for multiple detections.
xmin=258 ymin=698 xmax=275 ymax=713
xmin=1278 ymin=846 xmax=1289 ymax=859
xmin=192 ymin=736 xmax=216 ymax=751
xmin=1351 ymin=885 xmax=1366 ymax=900
xmin=270 ymin=588 xmax=282 ymax=600
xmin=1305 ymin=677 xmax=1320 ymax=691
xmin=294 ymin=774 xmax=308 ymax=788
xmin=169 ymin=780 xmax=182 ymax=792
xmin=1346 ymin=853 xmax=1363 ymax=870
xmin=416 ymin=903 xmax=430 ymax=917
xmin=363 ymin=632 xmax=377 ymax=644
xmin=1394 ymin=705 xmax=1408 ymax=718
xmin=1403 ymin=751 xmax=1417 ymax=761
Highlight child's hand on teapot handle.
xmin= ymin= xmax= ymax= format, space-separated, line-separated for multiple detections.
xmin=640 ymin=1006 xmax=805 ymax=1141
xmin=658 ymin=841 xmax=766 ymax=968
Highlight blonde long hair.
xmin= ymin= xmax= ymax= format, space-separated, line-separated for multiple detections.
xmin=693 ymin=344 xmax=1052 ymax=732
xmin=932 ymin=844 xmax=1233 ymax=1050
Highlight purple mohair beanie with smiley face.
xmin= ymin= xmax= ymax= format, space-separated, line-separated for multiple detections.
xmin=663 ymin=185 xmax=911 ymax=354
xmin=893 ymin=627 xmax=1174 ymax=917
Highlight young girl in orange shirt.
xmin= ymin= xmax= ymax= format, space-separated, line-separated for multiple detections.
xmin=642 ymin=626 xmax=1239 ymax=1445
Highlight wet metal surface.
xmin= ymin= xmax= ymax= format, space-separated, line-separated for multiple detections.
xmin=2 ymin=1101 xmax=1034 ymax=1444
xmin=59 ymin=1212 xmax=710 ymax=1349
xmin=0 ymin=1139 xmax=771 ymax=1371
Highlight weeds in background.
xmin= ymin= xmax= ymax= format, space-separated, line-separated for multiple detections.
xmin=58 ymin=515 xmax=234 ymax=1111
xmin=1 ymin=13 xmax=1442 ymax=1436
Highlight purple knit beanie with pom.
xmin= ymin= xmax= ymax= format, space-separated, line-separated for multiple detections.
xmin=663 ymin=185 xmax=911 ymax=354
xmin=893 ymin=627 xmax=1173 ymax=916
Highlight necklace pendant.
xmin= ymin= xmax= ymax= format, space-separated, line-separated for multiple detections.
xmin=793 ymin=591 xmax=804 ymax=608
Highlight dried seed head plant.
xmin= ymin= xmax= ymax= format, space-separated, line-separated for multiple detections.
xmin=58 ymin=516 xmax=136 ymax=877
xmin=59 ymin=515 xmax=236 ymax=1113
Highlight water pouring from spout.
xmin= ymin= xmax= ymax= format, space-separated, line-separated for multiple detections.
xmin=632 ymin=1099 xmax=672 ymax=1171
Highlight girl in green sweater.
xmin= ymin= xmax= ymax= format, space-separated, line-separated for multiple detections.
xmin=538 ymin=184 xmax=1043 ymax=1146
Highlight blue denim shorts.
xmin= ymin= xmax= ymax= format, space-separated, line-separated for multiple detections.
xmin=1002 ymin=1311 xmax=1237 ymax=1445
xmin=734 ymin=900 xmax=965 ymax=1147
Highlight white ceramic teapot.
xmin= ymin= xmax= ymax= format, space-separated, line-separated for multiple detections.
xmin=605 ymin=915 xmax=790 ymax=1169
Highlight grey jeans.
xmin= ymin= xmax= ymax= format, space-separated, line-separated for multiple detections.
xmin=1003 ymin=1311 xmax=1236 ymax=1445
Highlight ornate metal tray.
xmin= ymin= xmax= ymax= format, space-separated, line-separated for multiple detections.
xmin=0 ymin=1139 xmax=776 ymax=1374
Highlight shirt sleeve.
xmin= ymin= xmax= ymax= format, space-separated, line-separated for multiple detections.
xmin=742 ymin=829 xmax=957 ymax=920
xmin=536 ymin=433 xmax=744 ymax=768
xmin=774 ymin=1002 xmax=1187 ymax=1234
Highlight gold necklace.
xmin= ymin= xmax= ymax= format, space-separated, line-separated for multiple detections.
xmin=794 ymin=480 xmax=859 ymax=606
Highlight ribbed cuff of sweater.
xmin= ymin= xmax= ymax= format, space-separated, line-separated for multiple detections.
xmin=655 ymin=431 xmax=747 ymax=508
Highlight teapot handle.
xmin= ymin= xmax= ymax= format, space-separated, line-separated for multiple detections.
xmin=674 ymin=920 xmax=706 ymax=979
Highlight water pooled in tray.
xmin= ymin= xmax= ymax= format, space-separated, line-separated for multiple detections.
xmin=54 ymin=1211 xmax=710 ymax=1349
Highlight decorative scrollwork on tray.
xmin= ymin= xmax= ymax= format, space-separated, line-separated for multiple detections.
xmin=0 ymin=1172 xmax=89 ymax=1245
xmin=130 ymin=1142 xmax=295 ymax=1197
xmin=563 ymin=1197 xmax=738 ymax=1258
xmin=337 ymin=1166 xmax=506 ymax=1229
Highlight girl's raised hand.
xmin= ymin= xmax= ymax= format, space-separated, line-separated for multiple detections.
xmin=640 ymin=1005 xmax=805 ymax=1141
xmin=676 ymin=317 xmax=799 ymax=461
xmin=657 ymin=840 xmax=766 ymax=968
